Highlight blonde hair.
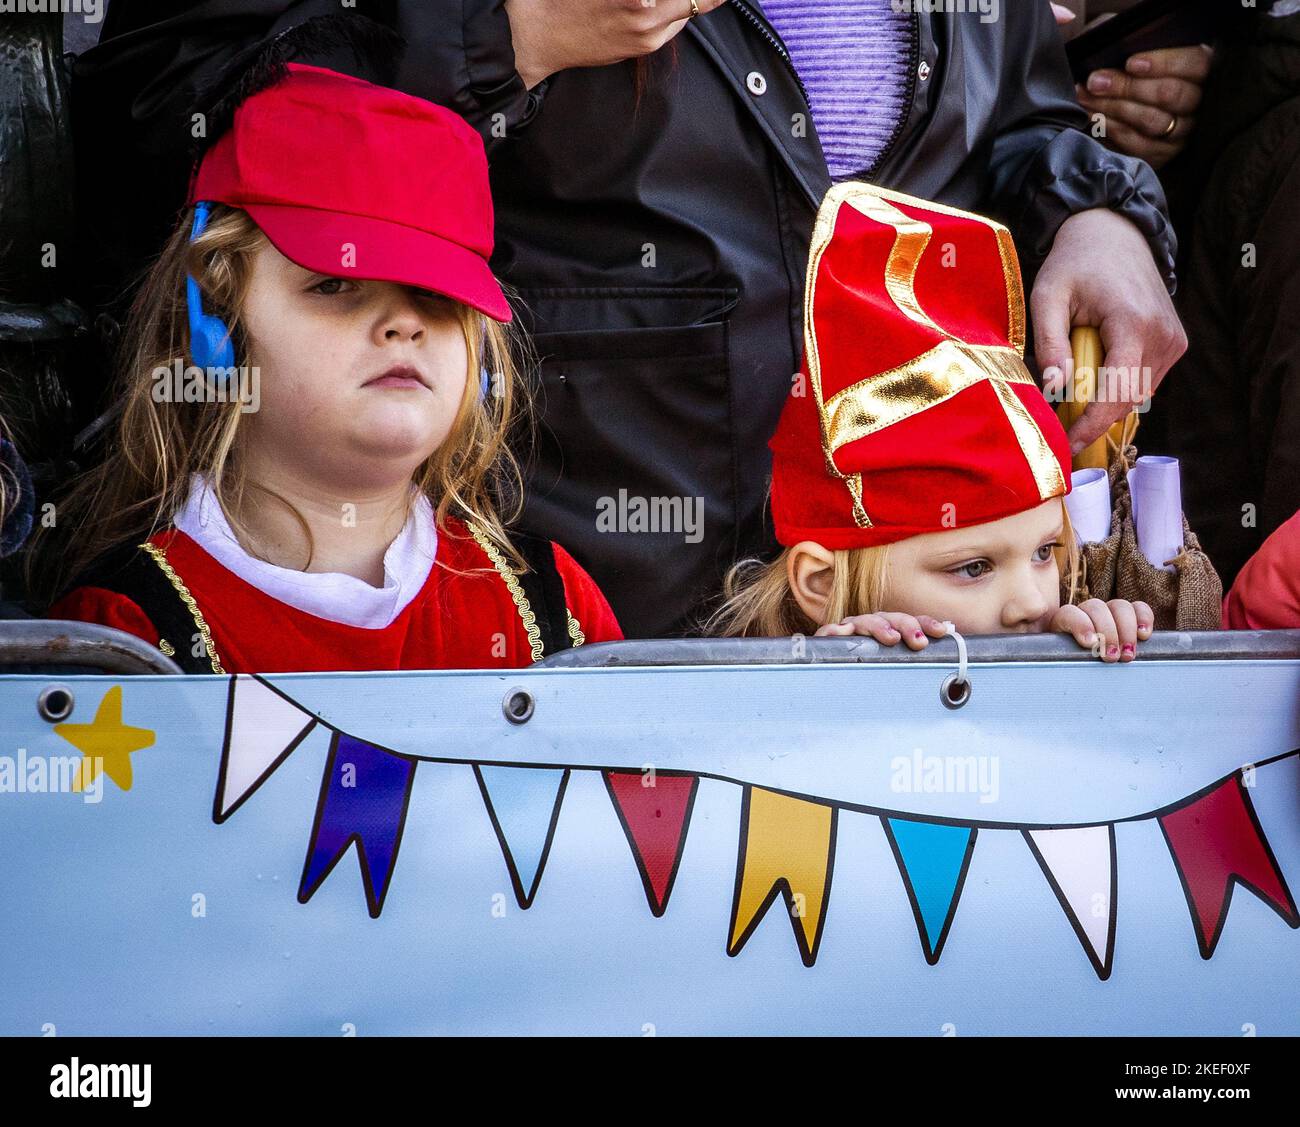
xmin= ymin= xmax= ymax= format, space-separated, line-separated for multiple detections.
xmin=33 ymin=204 xmax=531 ymax=599
xmin=0 ymin=415 xmax=20 ymax=554
xmin=708 ymin=498 xmax=1083 ymax=638
xmin=0 ymin=418 xmax=12 ymax=537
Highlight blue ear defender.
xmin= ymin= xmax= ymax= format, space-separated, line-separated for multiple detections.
xmin=478 ymin=322 xmax=491 ymax=403
xmin=187 ymin=202 xmax=237 ymax=374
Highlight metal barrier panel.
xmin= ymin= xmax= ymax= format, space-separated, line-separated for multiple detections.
xmin=0 ymin=655 xmax=1297 ymax=1035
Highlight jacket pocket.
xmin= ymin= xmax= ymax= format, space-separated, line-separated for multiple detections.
xmin=516 ymin=289 xmax=740 ymax=639
xmin=518 ymin=285 xmax=739 ymax=335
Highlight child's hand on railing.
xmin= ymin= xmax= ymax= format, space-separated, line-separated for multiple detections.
xmin=1051 ymin=599 xmax=1154 ymax=661
xmin=815 ymin=613 xmax=951 ymax=650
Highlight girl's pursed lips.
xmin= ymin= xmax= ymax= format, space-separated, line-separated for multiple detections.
xmin=362 ymin=364 xmax=429 ymax=390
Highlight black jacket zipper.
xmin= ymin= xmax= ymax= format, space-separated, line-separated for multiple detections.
xmin=727 ymin=0 xmax=811 ymax=106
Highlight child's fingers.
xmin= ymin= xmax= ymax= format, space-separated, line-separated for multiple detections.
xmin=1078 ymin=598 xmax=1121 ymax=661
xmin=875 ymin=612 xmax=931 ymax=650
xmin=1053 ymin=604 xmax=1099 ymax=651
xmin=1133 ymin=601 xmax=1154 ymax=638
xmin=818 ymin=614 xmax=947 ymax=649
xmin=813 ymin=622 xmax=854 ymax=637
xmin=918 ymin=614 xmax=951 ymax=638
xmin=855 ymin=614 xmax=905 ymax=646
xmin=1107 ymin=598 xmax=1139 ymax=660
xmin=819 ymin=614 xmax=904 ymax=645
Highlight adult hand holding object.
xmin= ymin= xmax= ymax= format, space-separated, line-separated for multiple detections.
xmin=506 ymin=0 xmax=728 ymax=89
xmin=1076 ymin=44 xmax=1214 ymax=169
xmin=1034 ymin=208 xmax=1186 ymax=455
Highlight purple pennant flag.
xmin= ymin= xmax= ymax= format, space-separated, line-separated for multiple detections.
xmin=298 ymin=732 xmax=417 ymax=918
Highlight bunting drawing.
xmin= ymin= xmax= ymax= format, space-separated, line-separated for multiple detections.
xmin=212 ymin=674 xmax=1300 ymax=979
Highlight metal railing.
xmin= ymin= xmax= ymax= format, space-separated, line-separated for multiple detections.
xmin=538 ymin=630 xmax=1300 ymax=668
xmin=0 ymin=621 xmax=183 ymax=676
xmin=7 ymin=622 xmax=1299 ymax=677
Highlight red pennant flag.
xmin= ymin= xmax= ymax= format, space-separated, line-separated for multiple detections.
xmin=1159 ymin=775 xmax=1299 ymax=959
xmin=603 ymin=770 xmax=699 ymax=917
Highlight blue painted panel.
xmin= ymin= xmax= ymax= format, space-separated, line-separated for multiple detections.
xmin=0 ymin=658 xmax=1296 ymax=1035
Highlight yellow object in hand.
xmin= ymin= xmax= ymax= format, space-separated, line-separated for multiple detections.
xmin=1058 ymin=326 xmax=1139 ymax=471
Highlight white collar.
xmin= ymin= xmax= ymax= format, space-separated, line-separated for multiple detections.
xmin=173 ymin=473 xmax=437 ymax=629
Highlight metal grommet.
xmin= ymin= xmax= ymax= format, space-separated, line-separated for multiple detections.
xmin=38 ymin=685 xmax=75 ymax=723
xmin=939 ymin=672 xmax=970 ymax=710
xmin=917 ymin=60 xmax=932 ymax=82
xmin=502 ymin=687 xmax=535 ymax=725
xmin=746 ymin=70 xmax=767 ymax=96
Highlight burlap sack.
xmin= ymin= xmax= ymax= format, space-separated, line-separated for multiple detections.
xmin=1067 ymin=446 xmax=1223 ymax=631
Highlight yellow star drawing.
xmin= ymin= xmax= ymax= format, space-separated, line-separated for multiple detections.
xmin=53 ymin=686 xmax=155 ymax=792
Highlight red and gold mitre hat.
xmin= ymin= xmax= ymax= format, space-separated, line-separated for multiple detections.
xmin=770 ymin=183 xmax=1071 ymax=549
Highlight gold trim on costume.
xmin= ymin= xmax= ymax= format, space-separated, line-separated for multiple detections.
xmin=566 ymin=612 xmax=586 ymax=647
xmin=844 ymin=473 xmax=871 ymax=530
xmin=138 ymin=541 xmax=226 ymax=674
xmin=801 ymin=182 xmax=1053 ymax=525
xmin=988 ymin=379 xmax=1069 ymax=503
xmin=842 ymin=191 xmax=947 ymax=339
xmin=833 ymin=184 xmax=1025 ymax=350
xmin=466 ymin=521 xmax=545 ymax=664
xmin=823 ymin=339 xmax=1031 ymax=451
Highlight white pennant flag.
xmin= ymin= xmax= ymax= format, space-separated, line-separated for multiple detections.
xmin=1023 ymin=825 xmax=1117 ymax=980
xmin=215 ymin=675 xmax=316 ymax=822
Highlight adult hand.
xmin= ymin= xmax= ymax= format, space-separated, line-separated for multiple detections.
xmin=505 ymin=0 xmax=729 ymax=90
xmin=1075 ymin=45 xmax=1214 ymax=169
xmin=1033 ymin=208 xmax=1187 ymax=454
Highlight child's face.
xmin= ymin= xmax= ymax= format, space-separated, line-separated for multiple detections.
xmin=882 ymin=500 xmax=1065 ymax=634
xmin=237 ymin=240 xmax=469 ymax=491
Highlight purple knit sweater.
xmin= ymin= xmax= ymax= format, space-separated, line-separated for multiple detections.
xmin=761 ymin=0 xmax=913 ymax=180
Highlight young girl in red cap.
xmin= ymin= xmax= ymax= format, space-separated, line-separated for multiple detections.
xmin=711 ymin=183 xmax=1152 ymax=663
xmin=42 ymin=64 xmax=620 ymax=672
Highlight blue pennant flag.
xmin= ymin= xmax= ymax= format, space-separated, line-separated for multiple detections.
xmin=884 ymin=818 xmax=977 ymax=964
xmin=299 ymin=733 xmax=417 ymax=918
xmin=475 ymin=766 xmax=570 ymax=908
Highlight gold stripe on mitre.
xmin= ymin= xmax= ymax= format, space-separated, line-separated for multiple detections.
xmin=801 ymin=183 xmax=1053 ymax=526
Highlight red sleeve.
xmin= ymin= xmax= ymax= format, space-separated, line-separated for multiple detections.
xmin=551 ymin=542 xmax=624 ymax=644
xmin=46 ymin=586 xmax=162 ymax=648
xmin=1222 ymin=511 xmax=1300 ymax=630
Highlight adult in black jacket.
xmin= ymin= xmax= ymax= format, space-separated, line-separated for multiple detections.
xmin=71 ymin=0 xmax=1184 ymax=637
xmin=1143 ymin=6 xmax=1300 ymax=590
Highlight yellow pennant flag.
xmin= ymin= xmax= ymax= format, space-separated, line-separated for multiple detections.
xmin=728 ymin=787 xmax=837 ymax=967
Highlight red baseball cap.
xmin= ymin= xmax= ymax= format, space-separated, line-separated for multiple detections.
xmin=189 ymin=63 xmax=511 ymax=321
xmin=770 ymin=183 xmax=1070 ymax=549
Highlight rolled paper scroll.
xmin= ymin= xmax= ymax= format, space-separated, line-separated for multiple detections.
xmin=1066 ymin=467 xmax=1112 ymax=545
xmin=1127 ymin=455 xmax=1184 ymax=572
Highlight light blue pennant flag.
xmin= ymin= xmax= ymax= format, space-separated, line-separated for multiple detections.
xmin=474 ymin=766 xmax=571 ymax=908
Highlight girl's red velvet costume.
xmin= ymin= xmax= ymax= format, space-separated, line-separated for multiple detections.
xmin=48 ymin=515 xmax=622 ymax=673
